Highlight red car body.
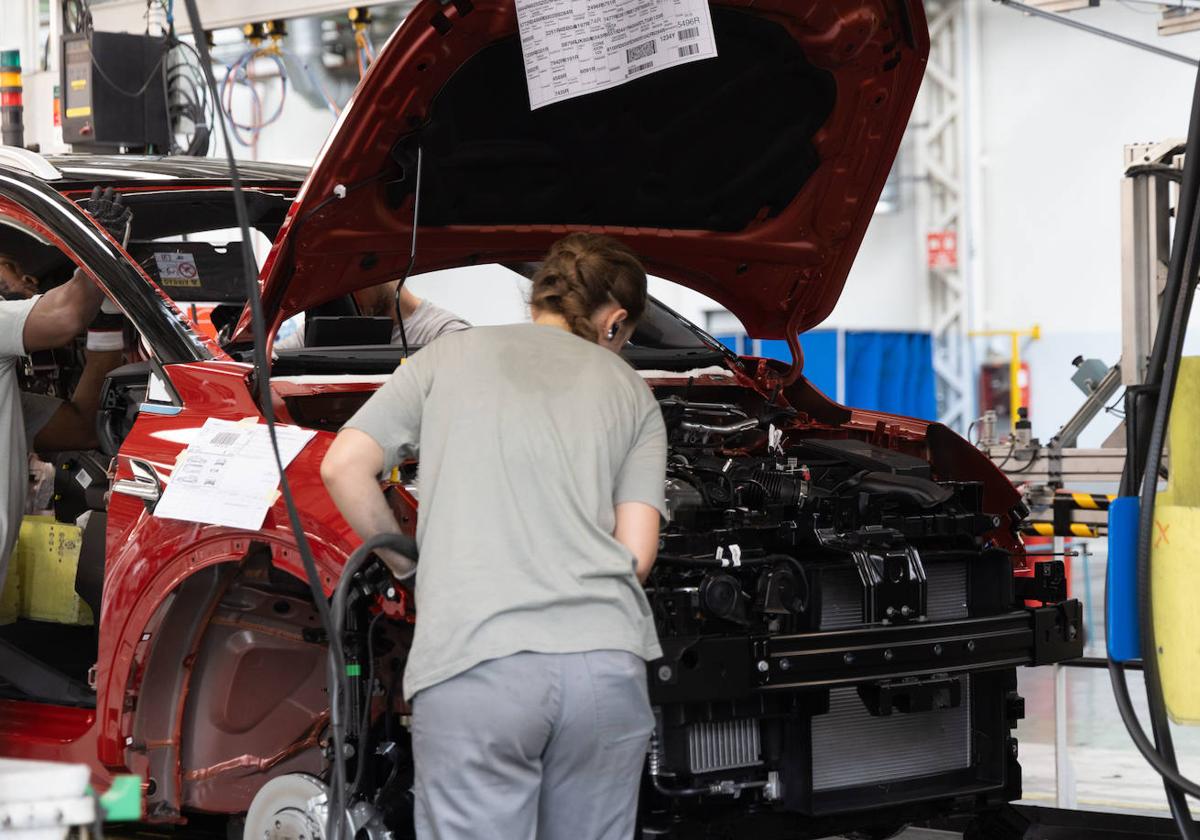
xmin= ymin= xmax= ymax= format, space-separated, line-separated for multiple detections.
xmin=0 ymin=0 xmax=1081 ymax=834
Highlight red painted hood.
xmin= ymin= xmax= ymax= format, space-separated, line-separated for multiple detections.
xmin=257 ymin=0 xmax=928 ymax=339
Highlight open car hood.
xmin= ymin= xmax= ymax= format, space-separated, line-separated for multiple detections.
xmin=258 ymin=0 xmax=928 ymax=342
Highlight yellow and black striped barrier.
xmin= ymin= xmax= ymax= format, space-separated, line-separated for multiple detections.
xmin=1022 ymin=521 xmax=1101 ymax=539
xmin=1019 ymin=491 xmax=1115 ymax=538
xmin=1062 ymin=492 xmax=1116 ymax=511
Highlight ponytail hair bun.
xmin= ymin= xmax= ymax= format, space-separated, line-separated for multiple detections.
xmin=530 ymin=234 xmax=648 ymax=342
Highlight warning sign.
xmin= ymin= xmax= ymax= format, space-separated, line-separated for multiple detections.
xmin=154 ymin=252 xmax=201 ymax=287
xmin=515 ymin=0 xmax=718 ymax=111
xmin=926 ymin=231 xmax=958 ymax=269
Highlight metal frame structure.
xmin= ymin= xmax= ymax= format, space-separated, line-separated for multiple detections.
xmin=981 ymin=143 xmax=1182 ymax=538
xmin=1121 ymin=140 xmax=1182 ymax=387
xmin=916 ymin=0 xmax=971 ymax=434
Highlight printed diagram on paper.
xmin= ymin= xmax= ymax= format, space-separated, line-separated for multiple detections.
xmin=516 ymin=0 xmax=717 ymax=110
xmin=154 ymin=418 xmax=315 ymax=530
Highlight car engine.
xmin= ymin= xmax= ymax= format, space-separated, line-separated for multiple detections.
xmin=639 ymin=390 xmax=1063 ymax=833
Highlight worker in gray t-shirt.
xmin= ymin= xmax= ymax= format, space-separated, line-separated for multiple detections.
xmin=274 ymin=282 xmax=469 ymax=350
xmin=0 ymin=187 xmax=133 ymax=587
xmin=323 ymin=234 xmax=666 ymax=840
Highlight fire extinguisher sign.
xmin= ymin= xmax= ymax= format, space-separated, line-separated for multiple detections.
xmin=926 ymin=231 xmax=958 ymax=269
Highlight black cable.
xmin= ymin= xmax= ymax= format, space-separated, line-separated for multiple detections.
xmin=1104 ymin=53 xmax=1200 ymax=840
xmin=76 ymin=0 xmax=171 ymax=99
xmin=328 ymin=534 xmax=417 ymax=837
xmin=176 ymin=1 xmax=355 ymax=837
xmin=351 ymin=610 xmax=386 ymax=797
xmin=393 ymin=145 xmax=423 ymax=359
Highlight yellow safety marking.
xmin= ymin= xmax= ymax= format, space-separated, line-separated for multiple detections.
xmin=70 ymin=79 xmax=86 ymax=90
xmin=65 ymin=105 xmax=91 ymax=118
xmin=1024 ymin=522 xmax=1098 ymax=538
xmin=1072 ymin=493 xmax=1099 ymax=509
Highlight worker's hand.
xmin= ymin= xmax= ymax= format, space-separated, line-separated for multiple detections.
xmin=82 ymin=186 xmax=133 ymax=247
xmin=376 ymin=548 xmax=417 ymax=581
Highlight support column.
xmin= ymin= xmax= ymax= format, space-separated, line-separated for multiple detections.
xmin=916 ymin=0 xmax=971 ymax=433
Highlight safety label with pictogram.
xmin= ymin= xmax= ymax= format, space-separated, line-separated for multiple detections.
xmin=153 ymin=251 xmax=201 ymax=287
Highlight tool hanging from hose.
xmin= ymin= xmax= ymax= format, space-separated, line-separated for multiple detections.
xmin=1104 ymin=40 xmax=1200 ymax=840
xmin=180 ymin=1 xmax=417 ymax=836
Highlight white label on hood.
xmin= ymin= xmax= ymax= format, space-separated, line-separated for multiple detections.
xmin=515 ymin=0 xmax=717 ymax=111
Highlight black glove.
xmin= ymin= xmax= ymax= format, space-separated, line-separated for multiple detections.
xmin=82 ymin=186 xmax=133 ymax=246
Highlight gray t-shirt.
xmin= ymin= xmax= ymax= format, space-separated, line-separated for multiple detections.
xmin=275 ymin=299 xmax=470 ymax=351
xmin=0 ymin=297 xmax=63 ymax=584
xmin=345 ymin=323 xmax=667 ymax=700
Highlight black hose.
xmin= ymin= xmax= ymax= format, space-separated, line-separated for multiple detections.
xmin=177 ymin=2 xmax=357 ymax=838
xmin=329 ymin=533 xmax=418 ymax=811
xmin=1105 ymin=56 xmax=1200 ymax=840
xmin=351 ymin=610 xmax=387 ymax=797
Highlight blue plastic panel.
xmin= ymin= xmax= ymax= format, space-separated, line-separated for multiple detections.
xmin=1107 ymin=496 xmax=1142 ymax=663
xmin=760 ymin=331 xmax=838 ymax=398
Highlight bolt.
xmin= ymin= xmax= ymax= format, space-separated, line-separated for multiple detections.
xmin=900 ymin=605 xmax=913 ymax=617
xmin=757 ymin=660 xmax=770 ymax=673
xmin=843 ymin=653 xmax=855 ymax=665
xmin=883 ymin=649 xmax=894 ymax=661
xmin=966 ymin=639 xmax=977 ymax=652
xmin=885 ymin=606 xmax=897 ymax=618
xmin=333 ymin=183 xmax=347 ymax=199
xmin=385 ymin=586 xmax=397 ymax=600
xmin=125 ymin=736 xmax=134 ymax=746
xmin=779 ymin=658 xmax=791 ymax=671
xmin=933 ymin=644 xmax=944 ymax=656
xmin=1068 ymin=624 xmax=1079 ymax=640
xmin=657 ymin=665 xmax=673 ymax=682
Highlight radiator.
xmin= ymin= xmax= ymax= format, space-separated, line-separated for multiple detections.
xmin=810 ymin=677 xmax=972 ymax=791
xmin=686 ymin=718 xmax=762 ymax=774
xmin=818 ymin=567 xmax=863 ymax=629
xmin=819 ymin=560 xmax=969 ymax=629
xmin=925 ymin=561 xmax=969 ymax=621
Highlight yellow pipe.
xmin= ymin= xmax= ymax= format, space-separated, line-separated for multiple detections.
xmin=969 ymin=324 xmax=1040 ymax=431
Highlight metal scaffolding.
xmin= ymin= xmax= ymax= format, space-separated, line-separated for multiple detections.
xmin=916 ymin=0 xmax=971 ymax=433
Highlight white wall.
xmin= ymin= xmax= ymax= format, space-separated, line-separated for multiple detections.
xmin=976 ymin=2 xmax=1200 ymax=442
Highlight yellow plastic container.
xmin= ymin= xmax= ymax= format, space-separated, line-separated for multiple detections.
xmin=0 ymin=516 xmax=93 ymax=627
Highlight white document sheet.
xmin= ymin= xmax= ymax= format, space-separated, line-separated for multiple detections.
xmin=154 ymin=418 xmax=316 ymax=531
xmin=515 ymin=0 xmax=717 ymax=110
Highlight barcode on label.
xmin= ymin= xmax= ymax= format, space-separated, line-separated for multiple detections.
xmin=678 ymin=26 xmax=700 ymax=41
xmin=678 ymin=43 xmax=700 ymax=58
xmin=626 ymin=40 xmax=657 ymax=63
xmin=627 ymin=61 xmax=654 ymax=76
xmin=210 ymin=432 xmax=241 ymax=446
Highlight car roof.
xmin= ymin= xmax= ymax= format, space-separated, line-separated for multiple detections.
xmin=39 ymin=154 xmax=309 ymax=191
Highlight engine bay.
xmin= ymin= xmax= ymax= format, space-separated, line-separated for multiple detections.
xmin=631 ymin=386 xmax=1073 ymax=829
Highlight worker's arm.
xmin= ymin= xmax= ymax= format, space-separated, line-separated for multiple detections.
xmin=615 ymin=501 xmax=660 ymax=583
xmin=321 ymin=428 xmax=415 ymax=577
xmin=33 ymin=347 xmax=124 ymax=452
xmin=21 ymin=270 xmax=105 ymax=353
xmin=24 ymin=187 xmax=132 ymax=354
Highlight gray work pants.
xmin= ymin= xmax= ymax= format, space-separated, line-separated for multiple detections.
xmin=410 ymin=650 xmax=655 ymax=840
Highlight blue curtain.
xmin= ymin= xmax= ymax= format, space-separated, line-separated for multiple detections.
xmin=738 ymin=330 xmax=935 ymax=420
xmin=759 ymin=331 xmax=838 ymax=398
xmin=844 ymin=332 xmax=936 ymax=420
